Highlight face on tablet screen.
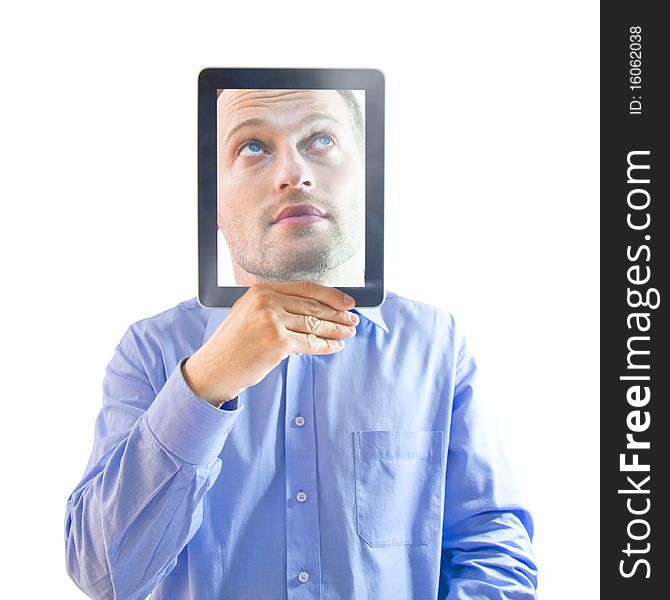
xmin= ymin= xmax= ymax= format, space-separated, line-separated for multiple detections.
xmin=216 ymin=89 xmax=366 ymax=287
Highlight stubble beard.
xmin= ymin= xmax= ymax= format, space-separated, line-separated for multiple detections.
xmin=222 ymin=212 xmax=363 ymax=283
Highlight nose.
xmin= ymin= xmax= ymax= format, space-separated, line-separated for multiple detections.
xmin=273 ymin=145 xmax=315 ymax=193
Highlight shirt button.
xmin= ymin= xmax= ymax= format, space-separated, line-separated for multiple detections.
xmin=294 ymin=416 xmax=306 ymax=427
xmin=298 ymin=571 xmax=310 ymax=583
xmin=296 ymin=491 xmax=308 ymax=503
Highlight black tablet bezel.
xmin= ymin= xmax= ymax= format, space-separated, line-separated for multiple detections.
xmin=197 ymin=67 xmax=385 ymax=308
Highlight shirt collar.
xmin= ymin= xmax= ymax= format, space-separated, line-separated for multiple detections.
xmin=203 ymin=303 xmax=388 ymax=345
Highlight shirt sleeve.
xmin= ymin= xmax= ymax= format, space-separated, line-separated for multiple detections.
xmin=438 ymin=329 xmax=538 ymax=599
xmin=64 ymin=329 xmax=245 ymax=600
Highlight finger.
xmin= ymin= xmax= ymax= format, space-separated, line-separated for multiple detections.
xmin=260 ymin=280 xmax=355 ymax=311
xmin=280 ymin=294 xmax=360 ymax=327
xmin=281 ymin=311 xmax=357 ymax=340
xmin=284 ymin=329 xmax=348 ymax=355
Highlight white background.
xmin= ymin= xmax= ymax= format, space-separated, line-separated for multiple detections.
xmin=0 ymin=2 xmax=598 ymax=598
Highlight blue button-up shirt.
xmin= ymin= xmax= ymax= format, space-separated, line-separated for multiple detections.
xmin=64 ymin=290 xmax=537 ymax=599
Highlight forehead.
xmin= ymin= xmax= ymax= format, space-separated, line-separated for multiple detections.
xmin=217 ymin=89 xmax=348 ymax=135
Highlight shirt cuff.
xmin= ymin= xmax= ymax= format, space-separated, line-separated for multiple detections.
xmin=145 ymin=356 xmax=245 ymax=465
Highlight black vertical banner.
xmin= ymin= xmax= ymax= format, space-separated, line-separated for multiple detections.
xmin=601 ymin=2 xmax=669 ymax=596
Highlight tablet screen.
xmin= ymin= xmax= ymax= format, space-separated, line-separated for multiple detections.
xmin=215 ymin=88 xmax=366 ymax=288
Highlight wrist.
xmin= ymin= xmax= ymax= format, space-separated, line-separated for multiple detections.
xmin=181 ymin=356 xmax=237 ymax=408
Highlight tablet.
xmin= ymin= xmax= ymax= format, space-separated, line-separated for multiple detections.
xmin=197 ymin=68 xmax=385 ymax=308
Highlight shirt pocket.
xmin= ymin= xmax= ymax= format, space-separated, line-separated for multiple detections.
xmin=353 ymin=430 xmax=444 ymax=548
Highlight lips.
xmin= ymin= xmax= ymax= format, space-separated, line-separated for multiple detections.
xmin=273 ymin=204 xmax=326 ymax=223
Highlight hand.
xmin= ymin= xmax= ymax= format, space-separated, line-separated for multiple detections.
xmin=182 ymin=280 xmax=359 ymax=407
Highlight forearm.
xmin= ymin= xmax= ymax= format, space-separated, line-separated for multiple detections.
xmin=64 ymin=412 xmax=222 ymax=600
xmin=64 ymin=345 xmax=244 ymax=600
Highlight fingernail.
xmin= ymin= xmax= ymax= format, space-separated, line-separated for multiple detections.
xmin=349 ymin=312 xmax=359 ymax=324
xmin=344 ymin=294 xmax=355 ymax=306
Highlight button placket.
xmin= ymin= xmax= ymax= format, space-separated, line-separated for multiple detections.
xmin=284 ymin=352 xmax=322 ymax=597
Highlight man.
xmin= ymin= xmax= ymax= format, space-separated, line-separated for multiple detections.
xmin=64 ymin=89 xmax=538 ymax=599
xmin=216 ymin=89 xmax=366 ymax=287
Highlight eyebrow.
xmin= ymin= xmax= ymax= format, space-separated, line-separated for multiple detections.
xmin=222 ymin=112 xmax=341 ymax=147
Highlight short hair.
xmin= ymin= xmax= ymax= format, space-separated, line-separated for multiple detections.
xmin=336 ymin=90 xmax=364 ymax=159
xmin=216 ymin=89 xmax=364 ymax=157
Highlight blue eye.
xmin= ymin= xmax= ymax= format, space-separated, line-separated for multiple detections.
xmin=318 ymin=136 xmax=332 ymax=145
xmin=239 ymin=141 xmax=265 ymax=157
xmin=311 ymin=135 xmax=335 ymax=149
